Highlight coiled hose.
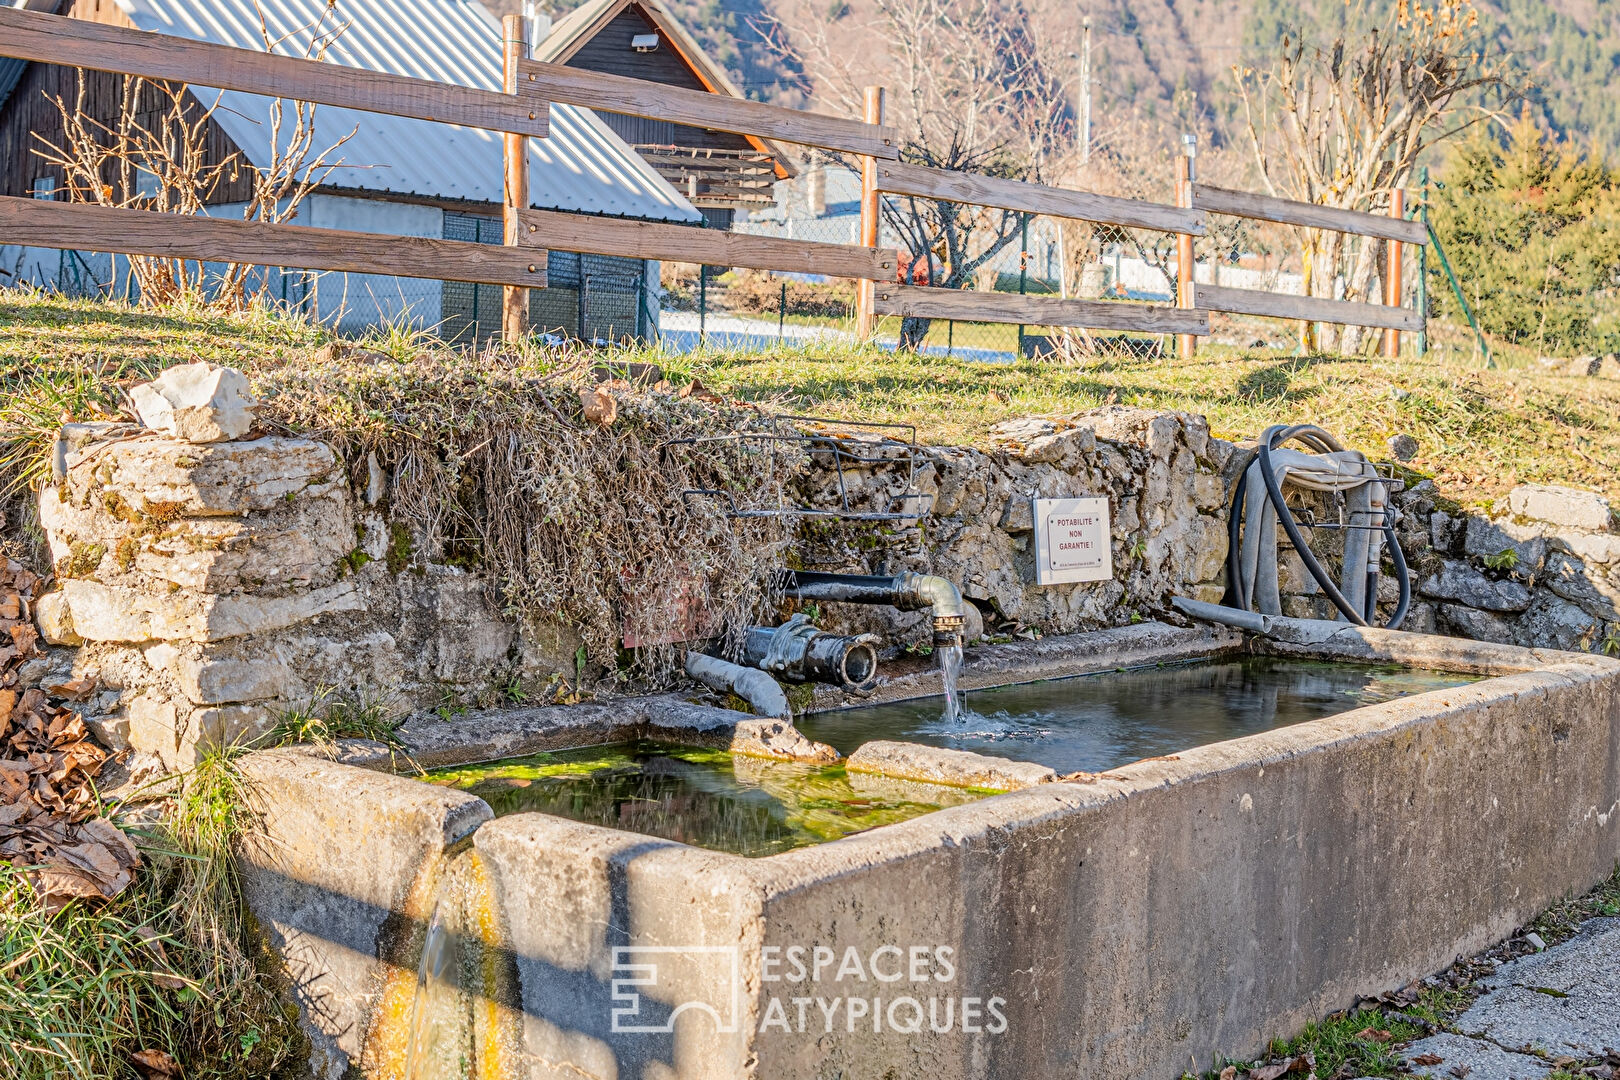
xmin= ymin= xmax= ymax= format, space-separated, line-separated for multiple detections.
xmin=1223 ymin=424 xmax=1411 ymax=630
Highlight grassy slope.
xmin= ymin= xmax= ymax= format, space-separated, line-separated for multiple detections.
xmin=3 ymin=293 xmax=1619 ymax=508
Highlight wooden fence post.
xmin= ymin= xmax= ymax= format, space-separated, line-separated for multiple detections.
xmin=502 ymin=14 xmax=530 ymax=344
xmin=1175 ymin=141 xmax=1197 ymax=359
xmin=1383 ymin=187 xmax=1405 ymax=358
xmin=855 ymin=85 xmax=886 ymax=341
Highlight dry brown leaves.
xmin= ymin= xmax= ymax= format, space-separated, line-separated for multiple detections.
xmin=1224 ymin=1053 xmax=1318 ymax=1080
xmin=0 ymin=558 xmax=138 ymax=909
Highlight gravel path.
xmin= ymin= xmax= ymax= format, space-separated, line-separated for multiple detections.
xmin=1394 ymin=918 xmax=1620 ymax=1080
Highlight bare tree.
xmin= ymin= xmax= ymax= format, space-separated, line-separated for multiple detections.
xmin=33 ymin=4 xmax=358 ymax=311
xmin=1047 ymin=110 xmax=1257 ymax=306
xmin=1234 ymin=0 xmax=1510 ymax=351
xmin=760 ymin=0 xmax=1073 ymax=348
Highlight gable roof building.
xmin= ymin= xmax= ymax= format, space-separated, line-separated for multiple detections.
xmin=0 ymin=0 xmax=699 ymax=341
xmin=0 ymin=0 xmax=699 ymax=221
xmin=532 ymin=0 xmax=797 ymax=227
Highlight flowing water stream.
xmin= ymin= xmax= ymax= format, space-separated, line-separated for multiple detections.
xmin=937 ymin=643 xmax=965 ymax=723
xmin=365 ymin=850 xmax=521 ymax=1080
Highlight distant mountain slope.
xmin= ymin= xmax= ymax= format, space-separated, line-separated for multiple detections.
xmin=516 ymin=0 xmax=1620 ymax=158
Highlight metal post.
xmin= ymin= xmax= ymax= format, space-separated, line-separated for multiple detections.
xmin=1018 ymin=216 xmax=1028 ymax=358
xmin=1383 ymin=187 xmax=1405 ymax=358
xmin=501 ymin=15 xmax=530 ymax=344
xmin=1078 ymin=16 xmax=1092 ymax=165
xmin=1176 ymin=136 xmax=1197 ymax=360
xmin=779 ymin=279 xmax=787 ymax=342
xmin=1417 ymin=167 xmax=1429 ymax=357
xmin=699 ymin=265 xmax=707 ymax=346
xmin=855 ymin=86 xmax=887 ymax=340
xmin=579 ymin=272 xmax=590 ymax=342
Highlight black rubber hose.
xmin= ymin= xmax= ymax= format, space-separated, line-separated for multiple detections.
xmin=1257 ymin=434 xmax=1371 ymax=625
xmin=1223 ymin=457 xmax=1254 ymax=608
xmin=1234 ymin=423 xmax=1411 ymax=631
xmin=1381 ymin=520 xmax=1411 ymax=630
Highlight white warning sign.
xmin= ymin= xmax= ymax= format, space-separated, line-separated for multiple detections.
xmin=1033 ymin=497 xmax=1113 ymax=586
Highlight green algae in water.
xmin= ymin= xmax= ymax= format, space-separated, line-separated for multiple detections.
xmin=422 ymin=741 xmax=985 ymax=858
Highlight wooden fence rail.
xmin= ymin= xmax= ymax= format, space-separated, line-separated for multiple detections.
xmin=518 ymin=58 xmax=897 ymax=160
xmin=518 ymin=208 xmax=896 ymax=280
xmin=0 ymin=196 xmax=547 ymax=286
xmin=0 ymin=9 xmax=1427 ymax=356
xmin=0 ymin=6 xmax=548 ymax=136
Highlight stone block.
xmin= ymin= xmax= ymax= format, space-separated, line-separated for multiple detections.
xmin=67 ymin=437 xmax=342 ymax=517
xmin=997 ymin=495 xmax=1034 ymax=534
xmin=1439 ymin=603 xmax=1516 ymax=645
xmin=175 ymin=656 xmax=294 ymax=705
xmin=1507 ymin=483 xmax=1614 ymax=532
xmin=1541 ymin=552 xmax=1620 ymax=622
xmin=847 ymin=739 xmax=1057 ymax=790
xmin=1511 ymin=591 xmax=1601 ymax=653
xmin=1418 ymin=561 xmax=1533 ymax=613
xmin=130 ymin=362 xmax=257 ymax=443
xmin=181 ymin=705 xmax=278 ymax=761
xmin=62 ymin=579 xmax=363 ymax=644
xmin=126 ymin=694 xmax=181 ymax=760
xmin=34 ymin=590 xmax=82 ymax=646
xmin=1555 ymin=530 xmax=1620 ymax=566
xmin=1429 ymin=510 xmax=1461 ymax=555
xmin=130 ymin=494 xmax=354 ymax=592
xmin=1463 ymin=516 xmax=1546 ymax=574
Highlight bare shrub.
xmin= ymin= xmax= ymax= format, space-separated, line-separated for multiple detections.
xmin=31 ymin=3 xmax=357 ymax=311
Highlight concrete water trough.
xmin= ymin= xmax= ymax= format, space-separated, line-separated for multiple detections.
xmin=239 ymin=619 xmax=1620 ymax=1080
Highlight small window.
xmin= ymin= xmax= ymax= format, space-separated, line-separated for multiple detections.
xmin=30 ymin=176 xmax=55 ymax=200
xmin=134 ymin=167 xmax=161 ymax=201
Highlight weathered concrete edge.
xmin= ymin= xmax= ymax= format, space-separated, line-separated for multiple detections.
xmin=748 ymin=654 xmax=1618 ymax=889
xmin=238 ymin=751 xmax=494 ymax=1080
xmin=1255 ymin=615 xmax=1592 ymax=675
xmin=340 ymin=695 xmax=820 ymax=771
xmin=734 ymin=647 xmax=1620 ymax=1076
xmin=847 ymin=739 xmax=1058 ymax=791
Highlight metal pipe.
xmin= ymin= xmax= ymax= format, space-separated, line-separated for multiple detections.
xmin=684 ymin=653 xmax=791 ymax=719
xmin=1171 ymin=595 xmax=1275 ymax=636
xmin=742 ymin=616 xmax=881 ymax=694
xmin=779 ymin=570 xmax=967 ymax=647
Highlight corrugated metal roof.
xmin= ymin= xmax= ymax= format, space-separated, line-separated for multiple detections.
xmin=113 ymin=0 xmax=700 ymax=221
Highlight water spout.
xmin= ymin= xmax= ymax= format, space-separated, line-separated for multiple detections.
xmin=938 ymin=642 xmax=964 ymax=723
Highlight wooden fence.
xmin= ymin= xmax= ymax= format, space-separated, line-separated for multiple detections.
xmin=0 ymin=6 xmax=1423 ymax=356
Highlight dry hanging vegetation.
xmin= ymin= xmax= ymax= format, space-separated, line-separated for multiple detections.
xmin=252 ymin=343 xmax=801 ymax=680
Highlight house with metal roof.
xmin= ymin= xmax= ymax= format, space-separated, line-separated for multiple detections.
xmin=0 ymin=0 xmax=700 ymax=342
xmin=523 ymin=0 xmax=799 ymax=232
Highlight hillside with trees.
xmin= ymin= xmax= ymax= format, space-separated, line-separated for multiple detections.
xmin=527 ymin=0 xmax=1620 ymax=161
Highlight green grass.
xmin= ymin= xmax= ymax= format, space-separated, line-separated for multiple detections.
xmin=1 ymin=746 xmax=305 ymax=1079
xmin=266 ymin=684 xmax=404 ymax=757
xmin=5 ymin=291 xmax=1620 ymax=508
xmin=9 ymin=286 xmax=1620 ymax=511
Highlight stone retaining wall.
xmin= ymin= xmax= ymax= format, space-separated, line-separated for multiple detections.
xmin=33 ymin=404 xmax=1620 ymax=769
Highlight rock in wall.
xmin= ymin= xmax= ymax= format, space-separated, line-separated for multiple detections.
xmin=34 ymin=427 xmax=574 ymax=771
xmin=789 ymin=407 xmax=1235 ymax=647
